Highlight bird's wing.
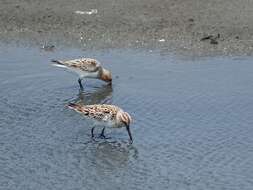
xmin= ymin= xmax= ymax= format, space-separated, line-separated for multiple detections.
xmin=64 ymin=58 xmax=101 ymax=72
xmin=68 ymin=103 xmax=119 ymax=121
xmin=68 ymin=103 xmax=88 ymax=114
xmin=82 ymin=105 xmax=118 ymax=121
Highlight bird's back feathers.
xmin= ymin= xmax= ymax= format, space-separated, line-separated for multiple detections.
xmin=52 ymin=58 xmax=101 ymax=72
xmin=68 ymin=103 xmax=120 ymax=123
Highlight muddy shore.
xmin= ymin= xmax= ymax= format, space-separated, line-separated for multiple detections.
xmin=1 ymin=0 xmax=253 ymax=56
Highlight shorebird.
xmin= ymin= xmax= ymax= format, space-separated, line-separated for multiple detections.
xmin=52 ymin=58 xmax=112 ymax=90
xmin=68 ymin=103 xmax=133 ymax=143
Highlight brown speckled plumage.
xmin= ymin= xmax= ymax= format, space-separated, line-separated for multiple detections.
xmin=68 ymin=103 xmax=133 ymax=142
xmin=57 ymin=58 xmax=101 ymax=72
xmin=68 ymin=103 xmax=125 ymax=126
xmin=51 ymin=58 xmax=112 ymax=86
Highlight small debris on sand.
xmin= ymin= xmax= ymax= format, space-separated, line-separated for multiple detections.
xmin=200 ymin=33 xmax=220 ymax=45
xmin=74 ymin=9 xmax=98 ymax=15
xmin=42 ymin=44 xmax=55 ymax=51
xmin=200 ymin=35 xmax=214 ymax=41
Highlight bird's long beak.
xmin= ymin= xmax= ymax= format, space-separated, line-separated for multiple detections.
xmin=126 ymin=125 xmax=133 ymax=143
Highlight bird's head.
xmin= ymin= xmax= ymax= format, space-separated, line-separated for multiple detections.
xmin=117 ymin=111 xmax=133 ymax=143
xmin=100 ymin=68 xmax=112 ymax=84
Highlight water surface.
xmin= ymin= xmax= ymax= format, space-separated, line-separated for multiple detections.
xmin=1 ymin=46 xmax=253 ymax=190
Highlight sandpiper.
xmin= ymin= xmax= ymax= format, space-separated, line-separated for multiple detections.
xmin=68 ymin=103 xmax=133 ymax=143
xmin=52 ymin=58 xmax=112 ymax=90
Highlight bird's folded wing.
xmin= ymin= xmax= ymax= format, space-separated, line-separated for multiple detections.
xmin=64 ymin=58 xmax=101 ymax=72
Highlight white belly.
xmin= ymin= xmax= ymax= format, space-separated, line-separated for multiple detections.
xmin=93 ymin=119 xmax=116 ymax=128
xmin=71 ymin=68 xmax=99 ymax=79
xmin=54 ymin=64 xmax=99 ymax=79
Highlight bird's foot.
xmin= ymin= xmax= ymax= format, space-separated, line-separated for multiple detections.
xmin=99 ymin=134 xmax=111 ymax=139
xmin=99 ymin=127 xmax=111 ymax=139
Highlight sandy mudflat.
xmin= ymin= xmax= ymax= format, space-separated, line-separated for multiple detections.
xmin=1 ymin=0 xmax=253 ymax=55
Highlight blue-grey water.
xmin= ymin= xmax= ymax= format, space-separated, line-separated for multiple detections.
xmin=1 ymin=45 xmax=253 ymax=190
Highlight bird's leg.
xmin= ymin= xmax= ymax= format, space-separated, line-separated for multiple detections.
xmin=99 ymin=127 xmax=106 ymax=138
xmin=99 ymin=127 xmax=111 ymax=139
xmin=78 ymin=78 xmax=84 ymax=90
xmin=91 ymin=127 xmax=95 ymax=139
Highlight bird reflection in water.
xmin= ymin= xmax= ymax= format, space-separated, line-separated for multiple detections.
xmin=72 ymin=84 xmax=113 ymax=105
xmin=94 ymin=141 xmax=138 ymax=169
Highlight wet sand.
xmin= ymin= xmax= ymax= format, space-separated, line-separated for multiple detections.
xmin=1 ymin=0 xmax=253 ymax=55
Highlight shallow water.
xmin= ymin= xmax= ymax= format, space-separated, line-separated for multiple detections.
xmin=1 ymin=45 xmax=253 ymax=190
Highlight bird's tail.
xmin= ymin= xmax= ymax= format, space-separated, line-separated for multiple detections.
xmin=51 ymin=59 xmax=67 ymax=68
xmin=68 ymin=103 xmax=79 ymax=109
xmin=67 ymin=103 xmax=84 ymax=113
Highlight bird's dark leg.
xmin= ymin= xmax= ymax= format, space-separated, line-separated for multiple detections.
xmin=100 ymin=127 xmax=106 ymax=138
xmin=78 ymin=78 xmax=84 ymax=90
xmin=99 ymin=127 xmax=111 ymax=139
xmin=91 ymin=127 xmax=95 ymax=138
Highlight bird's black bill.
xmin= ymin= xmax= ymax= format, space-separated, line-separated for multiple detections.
xmin=126 ymin=125 xmax=133 ymax=143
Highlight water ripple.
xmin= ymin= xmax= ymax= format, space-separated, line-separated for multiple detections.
xmin=1 ymin=47 xmax=253 ymax=189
